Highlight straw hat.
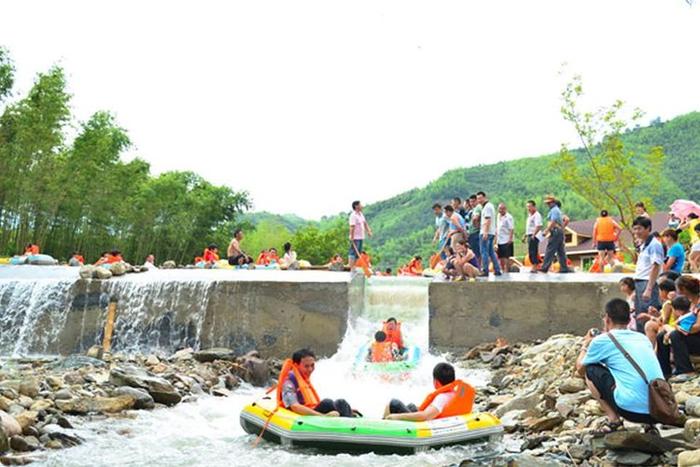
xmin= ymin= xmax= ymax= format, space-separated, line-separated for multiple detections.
xmin=543 ymin=194 xmax=557 ymax=203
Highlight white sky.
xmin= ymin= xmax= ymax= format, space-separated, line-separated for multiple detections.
xmin=2 ymin=1 xmax=699 ymax=219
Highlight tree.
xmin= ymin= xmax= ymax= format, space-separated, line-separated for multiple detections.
xmin=554 ymin=74 xmax=664 ymax=250
xmin=292 ymin=219 xmax=347 ymax=265
xmin=0 ymin=47 xmax=14 ymax=103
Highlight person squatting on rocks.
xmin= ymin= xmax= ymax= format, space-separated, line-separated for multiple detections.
xmin=576 ymin=298 xmax=665 ymax=434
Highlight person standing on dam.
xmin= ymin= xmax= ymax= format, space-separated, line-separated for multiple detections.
xmin=348 ymin=201 xmax=372 ymax=270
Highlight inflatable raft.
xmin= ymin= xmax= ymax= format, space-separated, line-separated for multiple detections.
xmin=240 ymin=395 xmax=503 ymax=454
xmin=354 ymin=344 xmax=421 ymax=376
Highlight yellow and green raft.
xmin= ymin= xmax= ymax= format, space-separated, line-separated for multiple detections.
xmin=240 ymin=395 xmax=503 ymax=454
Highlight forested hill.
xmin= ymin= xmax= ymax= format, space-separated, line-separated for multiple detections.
xmin=362 ymin=112 xmax=700 ymax=268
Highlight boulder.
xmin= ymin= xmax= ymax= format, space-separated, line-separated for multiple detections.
xmin=607 ymin=450 xmax=652 ymax=465
xmin=494 ymin=391 xmax=542 ymax=418
xmin=604 ymin=430 xmax=683 ymax=454
xmin=113 ymin=387 xmax=155 ymax=410
xmin=13 ymin=412 xmax=37 ymax=432
xmin=171 ymin=348 xmax=194 ymax=362
xmin=109 ymin=366 xmax=181 ymax=406
xmin=55 ymin=396 xmax=134 ymax=414
xmin=679 ymin=449 xmax=700 ymax=466
xmin=110 ymin=262 xmax=127 ymax=276
xmin=18 ymin=380 xmax=38 ymax=399
xmin=45 ymin=376 xmax=63 ymax=390
xmin=559 ymin=377 xmax=586 ymax=394
xmin=236 ymin=354 xmax=270 ymax=387
xmin=686 ymin=419 xmax=700 ymax=443
xmin=0 ymin=412 xmax=21 ymax=437
xmin=78 ymin=265 xmax=95 ymax=279
xmin=0 ymin=398 xmax=11 ymax=412
xmin=29 ymin=400 xmax=53 ymax=412
xmin=9 ymin=435 xmax=39 ymax=452
xmin=86 ymin=346 xmax=104 ymax=360
xmin=53 ymin=389 xmax=72 ymax=401
xmin=193 ymin=348 xmax=236 ymax=363
xmin=525 ymin=413 xmax=564 ymax=432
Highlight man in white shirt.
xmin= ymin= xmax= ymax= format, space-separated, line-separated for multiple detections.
xmin=477 ymin=191 xmax=502 ymax=277
xmin=348 ymin=200 xmax=372 ymax=269
xmin=524 ymin=200 xmax=543 ymax=272
xmin=632 ymin=216 xmax=663 ymax=332
xmin=496 ymin=203 xmax=514 ymax=273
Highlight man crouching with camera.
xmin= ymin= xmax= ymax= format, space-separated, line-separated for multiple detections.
xmin=576 ymin=298 xmax=666 ymax=435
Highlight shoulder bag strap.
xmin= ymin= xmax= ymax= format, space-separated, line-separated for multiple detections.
xmin=607 ymin=332 xmax=649 ymax=385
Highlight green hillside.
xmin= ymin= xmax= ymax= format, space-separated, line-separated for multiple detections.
xmin=362 ymin=112 xmax=700 ymax=268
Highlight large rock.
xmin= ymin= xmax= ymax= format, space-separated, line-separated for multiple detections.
xmin=607 ymin=450 xmax=651 ymax=465
xmin=79 ymin=265 xmax=96 ymax=279
xmin=29 ymin=400 xmax=53 ymax=412
xmin=685 ymin=418 xmax=700 ymax=443
xmin=171 ymin=348 xmax=194 ymax=362
xmin=0 ymin=398 xmax=11 ymax=412
xmin=236 ymin=353 xmax=270 ymax=387
xmin=0 ymin=412 xmax=21 ymax=437
xmin=193 ymin=348 xmax=236 ymax=363
xmin=114 ymin=387 xmax=155 ymax=410
xmin=500 ymin=409 xmax=526 ymax=433
xmin=494 ymin=390 xmax=542 ymax=418
xmin=110 ymin=262 xmax=127 ymax=276
xmin=94 ymin=267 xmax=112 ymax=280
xmin=18 ymin=380 xmax=39 ymax=399
xmin=10 ymin=435 xmax=39 ymax=452
xmin=525 ymin=413 xmax=564 ymax=432
xmin=86 ymin=346 xmax=104 ymax=360
xmin=55 ymin=396 xmax=134 ymax=414
xmin=559 ymin=377 xmax=586 ymax=394
xmin=604 ymin=431 xmax=683 ymax=454
xmin=109 ymin=366 xmax=181 ymax=406
xmin=13 ymin=412 xmax=37 ymax=432
xmin=679 ymin=449 xmax=700 ymax=466
xmin=687 ymin=397 xmax=700 ymax=418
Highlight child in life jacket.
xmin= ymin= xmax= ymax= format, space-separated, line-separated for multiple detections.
xmin=367 ymin=331 xmax=397 ymax=362
xmin=383 ymin=363 xmax=475 ymax=421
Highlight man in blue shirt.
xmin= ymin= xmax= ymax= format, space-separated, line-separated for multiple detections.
xmin=662 ymin=228 xmax=685 ymax=274
xmin=576 ymin=298 xmax=664 ymax=433
xmin=539 ymin=195 xmax=571 ymax=273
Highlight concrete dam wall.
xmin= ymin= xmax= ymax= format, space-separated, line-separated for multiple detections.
xmin=0 ymin=267 xmax=628 ymax=358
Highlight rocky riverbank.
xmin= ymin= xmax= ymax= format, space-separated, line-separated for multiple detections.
xmin=458 ymin=334 xmax=700 ymax=466
xmin=0 ymin=347 xmax=277 ymax=465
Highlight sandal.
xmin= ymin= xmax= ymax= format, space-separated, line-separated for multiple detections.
xmin=592 ymin=420 xmax=623 ymax=437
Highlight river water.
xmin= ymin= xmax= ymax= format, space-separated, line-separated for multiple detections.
xmin=0 ymin=274 xmax=499 ymax=466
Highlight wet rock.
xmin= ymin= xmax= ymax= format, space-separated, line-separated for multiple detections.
xmin=559 ymin=377 xmax=586 ymax=394
xmin=110 ymin=366 xmax=181 ymax=406
xmin=86 ymin=346 xmax=104 ymax=360
xmin=78 ymin=265 xmax=95 ymax=279
xmin=13 ymin=412 xmax=37 ymax=432
xmin=55 ymin=417 xmax=73 ymax=429
xmin=679 ymin=449 xmax=700 ymax=466
xmin=29 ymin=400 xmax=53 ymax=412
xmin=46 ymin=439 xmax=63 ymax=449
xmin=22 ymin=427 xmax=39 ymax=438
xmin=55 ymin=356 xmax=107 ymax=370
xmin=490 ymin=354 xmax=506 ymax=369
xmin=0 ymin=412 xmax=21 ymax=437
xmin=171 ymin=348 xmax=194 ymax=362
xmin=604 ymin=430 xmax=682 ymax=454
xmin=94 ymin=267 xmax=112 ymax=280
xmin=0 ymin=455 xmax=37 ymax=465
xmin=193 ymin=348 xmax=236 ymax=363
xmin=608 ymin=450 xmax=652 ymax=465
xmin=211 ymin=388 xmax=232 ymax=397
xmin=236 ymin=354 xmax=270 ymax=387
xmin=9 ymin=436 xmax=39 ymax=452
xmin=685 ymin=418 xmax=700 ymax=443
xmin=55 ymin=396 xmax=134 ymax=414
xmin=17 ymin=381 xmax=38 ymax=399
xmin=114 ymin=387 xmax=155 ymax=410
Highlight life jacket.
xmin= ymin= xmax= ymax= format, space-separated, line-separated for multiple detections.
xmin=276 ymin=359 xmax=320 ymax=409
xmin=256 ymin=252 xmax=270 ymax=265
xmin=595 ymin=217 xmax=616 ymax=242
xmin=74 ymin=255 xmax=85 ymax=264
xmin=382 ymin=321 xmax=404 ymax=349
xmin=418 ymin=379 xmax=475 ymax=419
xmin=106 ymin=254 xmax=123 ymax=264
xmin=408 ymin=259 xmax=423 ymax=274
xmin=24 ymin=244 xmax=39 ymax=255
xmin=355 ymin=254 xmax=372 ymax=278
xmin=194 ymin=256 xmax=204 ymax=264
xmin=370 ymin=341 xmax=394 ymax=362
xmin=268 ymin=253 xmax=280 ymax=264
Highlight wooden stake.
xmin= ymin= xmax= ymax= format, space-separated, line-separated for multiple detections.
xmin=102 ymin=299 xmax=117 ymax=353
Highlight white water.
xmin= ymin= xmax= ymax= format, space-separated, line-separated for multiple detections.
xmin=35 ymin=276 xmax=496 ymax=467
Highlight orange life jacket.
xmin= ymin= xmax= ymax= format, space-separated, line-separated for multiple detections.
xmin=276 ymin=359 xmax=321 ymax=409
xmin=268 ymin=253 xmax=280 ymax=264
xmin=355 ymin=254 xmax=372 ymax=278
xmin=370 ymin=341 xmax=394 ymax=362
xmin=106 ymin=254 xmax=123 ymax=264
xmin=382 ymin=321 xmax=404 ymax=349
xmin=24 ymin=244 xmax=40 ymax=255
xmin=256 ymin=252 xmax=270 ymax=265
xmin=194 ymin=256 xmax=204 ymax=264
xmin=74 ymin=255 xmax=85 ymax=264
xmin=595 ymin=217 xmax=616 ymax=242
xmin=418 ymin=379 xmax=475 ymax=419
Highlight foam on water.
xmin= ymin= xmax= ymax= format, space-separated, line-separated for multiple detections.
xmin=34 ymin=275 xmax=495 ymax=466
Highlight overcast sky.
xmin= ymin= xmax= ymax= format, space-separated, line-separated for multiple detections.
xmin=2 ymin=1 xmax=699 ymax=219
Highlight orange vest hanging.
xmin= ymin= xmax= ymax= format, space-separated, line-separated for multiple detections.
xmin=275 ymin=359 xmax=321 ymax=408
xmin=418 ymin=379 xmax=475 ymax=419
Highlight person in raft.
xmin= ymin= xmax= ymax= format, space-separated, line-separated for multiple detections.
xmin=383 ymin=317 xmax=406 ymax=355
xmin=203 ymin=244 xmax=220 ymax=264
xmin=278 ymin=348 xmax=356 ymax=417
xmin=383 ymin=362 xmax=475 ymax=421
xmin=367 ymin=331 xmax=398 ymax=362
xmin=23 ymin=243 xmax=40 ymax=255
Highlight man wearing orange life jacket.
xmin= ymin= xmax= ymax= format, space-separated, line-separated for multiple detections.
xmin=383 ymin=363 xmax=475 ymax=421
xmin=279 ymin=348 xmax=356 ymax=417
xmin=367 ymin=331 xmax=397 ymax=362
xmin=383 ymin=317 xmax=406 ymax=354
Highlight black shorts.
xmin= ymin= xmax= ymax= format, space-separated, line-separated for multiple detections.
xmin=597 ymin=241 xmax=616 ymax=252
xmin=388 ymin=399 xmax=418 ymax=414
xmin=497 ymin=243 xmax=513 ymax=259
xmin=585 ymin=364 xmax=656 ymax=424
